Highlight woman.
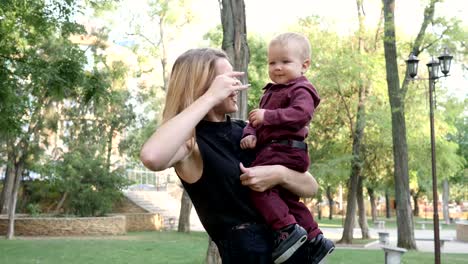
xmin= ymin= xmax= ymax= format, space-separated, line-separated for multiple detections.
xmin=140 ymin=48 xmax=328 ymax=263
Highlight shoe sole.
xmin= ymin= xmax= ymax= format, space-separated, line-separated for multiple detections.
xmin=313 ymin=245 xmax=335 ymax=264
xmin=274 ymin=234 xmax=308 ymax=264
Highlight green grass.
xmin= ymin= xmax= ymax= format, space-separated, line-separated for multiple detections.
xmin=0 ymin=231 xmax=209 ymax=264
xmin=1 ymin=231 xmax=466 ymax=264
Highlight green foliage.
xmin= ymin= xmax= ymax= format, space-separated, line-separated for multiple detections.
xmin=25 ymin=203 xmax=42 ymax=217
xmin=0 ymin=0 xmax=137 ymax=218
xmin=19 ymin=178 xmax=62 ymax=211
xmin=45 ymin=145 xmax=131 ymax=217
xmin=203 ymin=25 xmax=223 ymax=47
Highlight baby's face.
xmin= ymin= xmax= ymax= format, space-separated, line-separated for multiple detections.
xmin=267 ymin=42 xmax=308 ymax=84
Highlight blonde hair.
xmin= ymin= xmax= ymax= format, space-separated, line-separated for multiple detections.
xmin=269 ymin=32 xmax=311 ymax=61
xmin=162 ymin=48 xmax=228 ymax=150
xmin=162 ymin=48 xmax=228 ymax=122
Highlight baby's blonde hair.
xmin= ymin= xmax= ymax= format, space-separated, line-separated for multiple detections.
xmin=269 ymin=32 xmax=311 ymax=61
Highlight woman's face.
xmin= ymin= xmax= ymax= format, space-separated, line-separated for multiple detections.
xmin=209 ymin=58 xmax=239 ymax=119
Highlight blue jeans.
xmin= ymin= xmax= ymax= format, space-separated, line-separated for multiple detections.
xmin=216 ymin=223 xmax=273 ymax=264
xmin=215 ymin=222 xmax=318 ymax=264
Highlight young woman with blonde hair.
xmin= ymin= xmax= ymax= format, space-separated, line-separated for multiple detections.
xmin=141 ymin=48 xmax=323 ymax=263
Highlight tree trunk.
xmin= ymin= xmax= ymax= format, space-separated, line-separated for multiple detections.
xmin=340 ymin=176 xmax=357 ymax=244
xmin=54 ymin=192 xmax=68 ymax=214
xmin=206 ymin=237 xmax=222 ymax=264
xmin=442 ymin=179 xmax=450 ymax=224
xmin=385 ymin=190 xmax=391 ymax=218
xmin=7 ymin=159 xmax=24 ymax=239
xmin=382 ymin=0 xmax=416 ymax=249
xmin=159 ymin=18 xmax=169 ymax=91
xmin=178 ymin=189 xmax=192 ymax=232
xmin=317 ymin=201 xmax=322 ymax=220
xmin=368 ymin=187 xmax=377 ymax=222
xmin=411 ymin=189 xmax=420 ymax=217
xmin=220 ymin=0 xmax=249 ymax=120
xmin=326 ymin=186 xmax=333 ymax=220
xmin=0 ymin=158 xmax=15 ymax=214
xmin=106 ymin=125 xmax=115 ymax=171
xmin=339 ymin=68 xmax=367 ymax=244
xmin=357 ymin=176 xmax=369 ymax=239
xmin=339 ymin=0 xmax=369 ymax=244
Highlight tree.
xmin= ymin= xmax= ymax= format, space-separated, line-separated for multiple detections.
xmin=339 ymin=0 xmax=374 ymax=242
xmin=124 ymin=0 xmax=193 ymax=91
xmin=219 ymin=0 xmax=250 ymax=120
xmin=0 ymin=0 xmax=91 ymax=239
xmin=381 ymin=0 xmax=418 ymax=249
xmin=0 ymin=0 xmax=132 ymax=238
xmin=382 ymin=0 xmax=466 ymax=249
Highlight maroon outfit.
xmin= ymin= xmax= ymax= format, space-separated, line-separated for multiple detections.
xmin=243 ymin=76 xmax=321 ymax=239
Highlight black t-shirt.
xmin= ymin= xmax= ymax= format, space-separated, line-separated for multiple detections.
xmin=180 ymin=116 xmax=263 ymax=241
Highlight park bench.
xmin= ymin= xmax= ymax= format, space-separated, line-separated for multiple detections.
xmin=382 ymin=245 xmax=407 ymax=264
xmin=415 ymin=237 xmax=453 ymax=249
xmin=378 ymin=231 xmax=390 ymax=245
xmin=374 ymin=220 xmax=386 ymax=229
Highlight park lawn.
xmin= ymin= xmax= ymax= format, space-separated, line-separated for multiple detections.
xmin=0 ymin=231 xmax=209 ymax=264
xmin=1 ymin=231 xmax=466 ymax=264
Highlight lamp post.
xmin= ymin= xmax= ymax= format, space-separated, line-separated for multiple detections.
xmin=406 ymin=48 xmax=453 ymax=264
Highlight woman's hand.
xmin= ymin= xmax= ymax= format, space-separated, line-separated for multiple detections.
xmin=204 ymin=72 xmax=250 ymax=104
xmin=239 ymin=163 xmax=282 ymax=192
xmin=239 ymin=163 xmax=318 ymax=197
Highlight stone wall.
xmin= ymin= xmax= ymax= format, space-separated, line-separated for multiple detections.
xmin=122 ymin=213 xmax=164 ymax=232
xmin=0 ymin=215 xmax=126 ymax=236
xmin=0 ymin=213 xmax=164 ymax=236
xmin=456 ymin=222 xmax=468 ymax=242
xmin=114 ymin=198 xmax=148 ymax=214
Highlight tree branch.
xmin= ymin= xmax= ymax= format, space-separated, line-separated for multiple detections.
xmin=401 ymin=0 xmax=440 ymax=98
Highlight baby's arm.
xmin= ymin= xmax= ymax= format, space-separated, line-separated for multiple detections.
xmin=241 ymin=123 xmax=257 ymax=149
xmin=262 ymin=88 xmax=316 ymax=130
xmin=240 ymin=135 xmax=257 ymax=149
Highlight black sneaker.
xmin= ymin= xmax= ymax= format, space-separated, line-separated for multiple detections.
xmin=272 ymin=224 xmax=308 ymax=264
xmin=307 ymin=234 xmax=335 ymax=264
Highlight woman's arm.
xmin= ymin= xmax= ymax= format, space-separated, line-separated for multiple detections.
xmin=140 ymin=95 xmax=217 ymax=171
xmin=140 ymin=72 xmax=248 ymax=171
xmin=239 ymin=163 xmax=318 ymax=197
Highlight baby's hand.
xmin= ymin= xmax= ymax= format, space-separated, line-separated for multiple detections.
xmin=240 ymin=135 xmax=257 ymax=149
xmin=248 ymin=109 xmax=265 ymax=128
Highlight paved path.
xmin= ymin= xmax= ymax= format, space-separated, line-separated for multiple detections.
xmin=321 ymin=226 xmax=468 ymax=254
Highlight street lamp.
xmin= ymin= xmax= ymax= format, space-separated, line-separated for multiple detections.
xmin=406 ymin=48 xmax=453 ymax=264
